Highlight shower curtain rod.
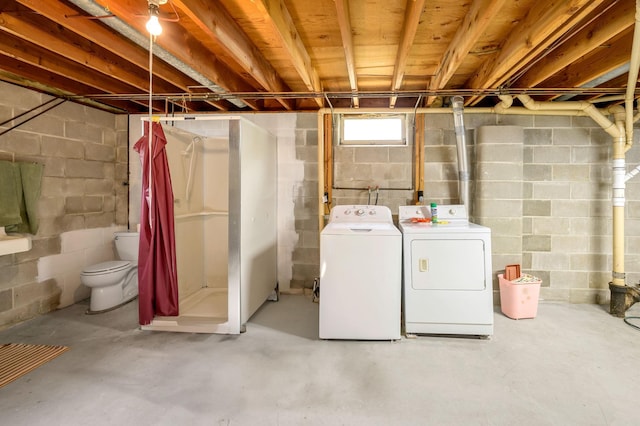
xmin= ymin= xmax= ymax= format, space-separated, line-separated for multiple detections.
xmin=140 ymin=115 xmax=242 ymax=122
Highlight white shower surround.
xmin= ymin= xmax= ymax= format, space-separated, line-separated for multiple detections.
xmin=128 ymin=115 xmax=279 ymax=333
xmin=129 ymin=113 xmax=303 ymax=293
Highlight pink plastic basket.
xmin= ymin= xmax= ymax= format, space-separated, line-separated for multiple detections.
xmin=498 ymin=273 xmax=541 ymax=320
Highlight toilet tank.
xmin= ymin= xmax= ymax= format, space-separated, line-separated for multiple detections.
xmin=114 ymin=232 xmax=140 ymax=261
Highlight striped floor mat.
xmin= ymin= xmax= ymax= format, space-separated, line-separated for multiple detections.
xmin=0 ymin=343 xmax=69 ymax=388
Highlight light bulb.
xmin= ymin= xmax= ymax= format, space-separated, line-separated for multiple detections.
xmin=146 ymin=15 xmax=162 ymax=36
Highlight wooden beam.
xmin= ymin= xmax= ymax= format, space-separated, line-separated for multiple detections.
xmin=15 ymin=0 xmax=228 ymax=111
xmin=466 ymin=0 xmax=605 ymax=105
xmin=0 ymin=59 xmax=140 ymax=114
xmin=253 ymin=0 xmax=324 ymax=107
xmin=334 ymin=0 xmax=359 ymax=108
xmin=324 ymin=114 xmax=333 ymax=215
xmin=0 ymin=31 xmax=165 ymax=112
xmin=390 ymin=0 xmax=426 ymax=108
xmin=0 ymin=6 xmax=176 ymax=94
xmin=514 ymin=0 xmax=635 ymax=89
xmin=173 ymin=0 xmax=295 ymax=110
xmin=91 ymin=0 xmax=261 ymax=111
xmin=426 ymin=0 xmax=507 ymax=106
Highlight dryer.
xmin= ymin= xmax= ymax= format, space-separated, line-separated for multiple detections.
xmin=319 ymin=205 xmax=401 ymax=340
xmin=399 ymin=205 xmax=493 ymax=336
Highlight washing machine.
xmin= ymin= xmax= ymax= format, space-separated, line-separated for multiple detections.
xmin=319 ymin=205 xmax=401 ymax=340
xmin=399 ymin=204 xmax=493 ymax=336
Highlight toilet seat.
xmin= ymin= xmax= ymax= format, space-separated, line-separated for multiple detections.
xmin=82 ymin=260 xmax=131 ymax=276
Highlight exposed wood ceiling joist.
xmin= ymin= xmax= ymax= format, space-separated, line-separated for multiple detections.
xmin=0 ymin=0 xmax=636 ymax=114
xmin=389 ymin=0 xmax=426 ymax=108
xmin=426 ymin=0 xmax=507 ymax=107
xmin=334 ymin=0 xmax=359 ymax=108
xmin=251 ymin=0 xmax=324 ymax=107
xmin=514 ymin=0 xmax=636 ymax=89
xmin=15 ymin=0 xmax=230 ymax=112
xmin=172 ymin=0 xmax=294 ymax=110
xmin=467 ymin=0 xmax=607 ymax=105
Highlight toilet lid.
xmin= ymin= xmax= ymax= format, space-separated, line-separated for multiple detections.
xmin=82 ymin=260 xmax=131 ymax=275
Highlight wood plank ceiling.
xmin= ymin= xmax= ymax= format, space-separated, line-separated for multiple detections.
xmin=0 ymin=0 xmax=637 ymax=114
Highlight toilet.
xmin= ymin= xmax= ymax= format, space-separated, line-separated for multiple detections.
xmin=81 ymin=231 xmax=139 ymax=313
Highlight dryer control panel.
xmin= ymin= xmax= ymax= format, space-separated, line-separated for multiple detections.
xmin=329 ymin=205 xmax=394 ymax=223
xmin=398 ymin=204 xmax=468 ymax=223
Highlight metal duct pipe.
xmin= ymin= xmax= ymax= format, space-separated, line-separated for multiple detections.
xmin=451 ymin=96 xmax=470 ymax=213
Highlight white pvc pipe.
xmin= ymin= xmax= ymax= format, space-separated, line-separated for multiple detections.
xmin=517 ymin=94 xmax=621 ymax=139
xmin=612 ymin=119 xmax=627 ymax=288
xmin=315 ymin=106 xmax=590 ymax=116
xmin=613 ymin=158 xmax=626 ymax=207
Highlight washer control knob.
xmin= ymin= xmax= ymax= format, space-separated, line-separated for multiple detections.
xmin=449 ymin=208 xmax=457 ymax=216
xmin=356 ymin=208 xmax=365 ymax=216
xmin=369 ymin=209 xmax=376 ymax=215
xmin=344 ymin=209 xmax=351 ymax=215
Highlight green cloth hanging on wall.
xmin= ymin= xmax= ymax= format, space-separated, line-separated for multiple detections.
xmin=0 ymin=160 xmax=43 ymax=235
xmin=0 ymin=160 xmax=22 ymax=228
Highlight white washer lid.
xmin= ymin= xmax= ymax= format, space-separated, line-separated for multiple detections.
xmin=322 ymin=221 xmax=400 ymax=236
xmin=82 ymin=260 xmax=131 ymax=275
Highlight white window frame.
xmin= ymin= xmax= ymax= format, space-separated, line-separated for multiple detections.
xmin=338 ymin=114 xmax=408 ymax=146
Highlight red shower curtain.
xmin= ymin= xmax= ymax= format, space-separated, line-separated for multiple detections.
xmin=134 ymin=122 xmax=179 ymax=325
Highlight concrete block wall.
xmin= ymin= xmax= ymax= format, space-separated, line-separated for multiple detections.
xmin=0 ymin=81 xmax=128 ymax=330
xmin=332 ymin=144 xmax=414 ymax=211
xmin=524 ymin=116 xmax=616 ymax=304
xmin=475 ymin=125 xmax=524 ymax=305
xmin=331 ymin=111 xmax=640 ymax=304
xmin=290 ymin=114 xmax=320 ymax=288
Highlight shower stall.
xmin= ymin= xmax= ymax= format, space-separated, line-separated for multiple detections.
xmin=129 ymin=116 xmax=278 ymax=334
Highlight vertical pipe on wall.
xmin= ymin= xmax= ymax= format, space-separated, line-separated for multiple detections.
xmin=610 ymin=116 xmax=629 ymax=316
xmin=610 ymin=0 xmax=640 ymax=314
xmin=612 ymin=122 xmax=626 ymax=288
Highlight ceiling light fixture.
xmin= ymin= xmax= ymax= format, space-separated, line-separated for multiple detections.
xmin=146 ymin=0 xmax=163 ymax=36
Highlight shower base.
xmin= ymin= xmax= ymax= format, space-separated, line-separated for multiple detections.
xmin=181 ymin=287 xmax=228 ymax=319
xmin=141 ymin=287 xmax=235 ymax=334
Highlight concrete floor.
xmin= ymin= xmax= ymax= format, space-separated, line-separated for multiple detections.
xmin=1 ymin=295 xmax=640 ymax=426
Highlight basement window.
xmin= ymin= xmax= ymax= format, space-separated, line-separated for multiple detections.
xmin=339 ymin=114 xmax=407 ymax=146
